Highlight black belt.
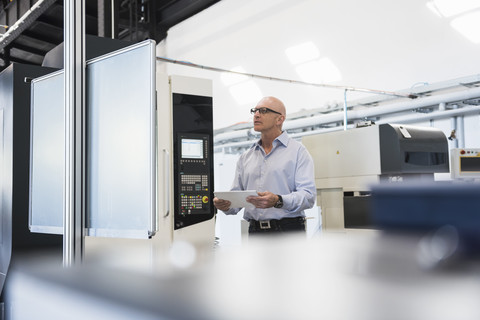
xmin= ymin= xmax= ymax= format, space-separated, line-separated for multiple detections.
xmin=249 ymin=217 xmax=305 ymax=232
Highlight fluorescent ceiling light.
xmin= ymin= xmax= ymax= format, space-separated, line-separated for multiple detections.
xmin=426 ymin=1 xmax=443 ymax=17
xmin=450 ymin=10 xmax=480 ymax=43
xmin=221 ymin=66 xmax=249 ymax=86
xmin=295 ymin=57 xmax=342 ymax=83
xmin=229 ymin=80 xmax=262 ymax=105
xmin=285 ymin=42 xmax=320 ymax=65
xmin=426 ymin=0 xmax=480 ymax=18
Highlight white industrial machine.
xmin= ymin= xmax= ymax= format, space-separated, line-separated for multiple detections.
xmin=28 ymin=40 xmax=215 ymax=271
xmin=450 ymin=148 xmax=480 ymax=181
xmin=302 ymin=123 xmax=449 ymax=231
xmin=82 ymin=73 xmax=215 ymax=270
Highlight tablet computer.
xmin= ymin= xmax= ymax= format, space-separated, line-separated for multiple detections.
xmin=214 ymin=190 xmax=258 ymax=209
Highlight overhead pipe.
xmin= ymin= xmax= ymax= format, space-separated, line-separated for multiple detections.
xmin=343 ymin=89 xmax=348 ymax=131
xmin=450 ymin=117 xmax=458 ymax=149
xmin=375 ymin=105 xmax=479 ymax=126
xmin=157 ymin=56 xmax=415 ymax=99
xmin=214 ymin=112 xmax=344 ymax=143
xmin=286 ymin=86 xmax=480 ymax=130
xmin=289 ymin=105 xmax=480 ymax=139
xmin=456 ymin=115 xmax=465 ymax=149
xmin=214 ymin=85 xmax=480 ymax=144
xmin=214 ymin=104 xmax=480 ymax=152
xmin=215 ymin=126 xmax=344 ymax=152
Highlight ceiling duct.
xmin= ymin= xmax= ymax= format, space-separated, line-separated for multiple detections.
xmin=0 ymin=0 xmax=57 ymax=52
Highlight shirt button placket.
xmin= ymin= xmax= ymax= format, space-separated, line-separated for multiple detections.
xmin=259 ymin=158 xmax=267 ymax=190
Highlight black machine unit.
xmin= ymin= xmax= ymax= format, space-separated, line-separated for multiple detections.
xmin=173 ymin=93 xmax=214 ymax=230
xmin=347 ymin=123 xmax=450 ymax=228
xmin=379 ymin=124 xmax=449 ymax=175
xmin=0 ymin=63 xmax=62 ymax=301
xmin=1 ymin=37 xmax=144 ymax=309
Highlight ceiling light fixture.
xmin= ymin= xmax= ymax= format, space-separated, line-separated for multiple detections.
xmin=220 ymin=66 xmax=249 ymax=86
xmin=426 ymin=0 xmax=480 ymax=18
xmin=295 ymin=57 xmax=342 ymax=83
xmin=450 ymin=10 xmax=480 ymax=43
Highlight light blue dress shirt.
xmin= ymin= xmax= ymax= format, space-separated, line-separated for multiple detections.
xmin=224 ymin=131 xmax=316 ymax=221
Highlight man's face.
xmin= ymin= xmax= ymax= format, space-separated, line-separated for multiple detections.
xmin=252 ymin=100 xmax=283 ymax=133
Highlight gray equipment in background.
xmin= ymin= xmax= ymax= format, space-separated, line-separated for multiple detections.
xmin=302 ymin=123 xmax=449 ymax=230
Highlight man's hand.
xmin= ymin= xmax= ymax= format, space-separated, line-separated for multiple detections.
xmin=213 ymin=197 xmax=231 ymax=211
xmin=246 ymin=191 xmax=278 ymax=208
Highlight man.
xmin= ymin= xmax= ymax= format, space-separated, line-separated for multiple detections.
xmin=213 ymin=96 xmax=316 ymax=234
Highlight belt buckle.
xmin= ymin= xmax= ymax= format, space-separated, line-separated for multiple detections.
xmin=259 ymin=220 xmax=271 ymax=229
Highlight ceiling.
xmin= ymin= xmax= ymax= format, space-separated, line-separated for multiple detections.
xmin=159 ymin=0 xmax=480 ymax=131
xmin=0 ymin=0 xmax=220 ymax=71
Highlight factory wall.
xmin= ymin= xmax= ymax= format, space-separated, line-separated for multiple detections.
xmin=155 ymin=0 xmax=480 ymax=245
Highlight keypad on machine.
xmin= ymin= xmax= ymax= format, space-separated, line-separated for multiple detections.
xmin=181 ymin=174 xmax=208 ymax=191
xmin=180 ymin=195 xmax=205 ymax=215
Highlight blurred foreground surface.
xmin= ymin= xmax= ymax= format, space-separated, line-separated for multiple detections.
xmin=5 ymin=230 xmax=480 ymax=320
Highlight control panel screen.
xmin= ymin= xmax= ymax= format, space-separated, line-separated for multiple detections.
xmin=177 ymin=135 xmax=210 ymax=218
xmin=450 ymin=148 xmax=480 ymax=180
xmin=461 ymin=157 xmax=480 ymax=172
xmin=181 ymin=138 xmax=204 ymax=159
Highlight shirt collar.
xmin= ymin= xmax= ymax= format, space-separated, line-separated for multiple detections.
xmin=276 ymin=131 xmax=289 ymax=147
xmin=253 ymin=131 xmax=289 ymax=149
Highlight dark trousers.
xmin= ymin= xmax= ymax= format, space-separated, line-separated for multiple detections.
xmin=248 ymin=217 xmax=305 ymax=235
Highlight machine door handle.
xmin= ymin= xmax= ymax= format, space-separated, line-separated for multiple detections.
xmin=163 ymin=149 xmax=170 ymax=217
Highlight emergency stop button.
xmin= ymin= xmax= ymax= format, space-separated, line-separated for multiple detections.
xmin=202 ymin=196 xmax=209 ymax=203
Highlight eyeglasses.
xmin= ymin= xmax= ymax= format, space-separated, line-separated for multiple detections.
xmin=250 ymin=107 xmax=282 ymax=115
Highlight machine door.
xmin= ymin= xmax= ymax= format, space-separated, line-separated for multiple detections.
xmin=173 ymin=93 xmax=214 ymax=230
xmin=29 ymin=40 xmax=157 ymax=239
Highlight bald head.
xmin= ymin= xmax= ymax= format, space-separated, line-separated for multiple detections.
xmin=256 ymin=96 xmax=286 ymax=117
xmin=253 ymin=96 xmax=287 ymax=134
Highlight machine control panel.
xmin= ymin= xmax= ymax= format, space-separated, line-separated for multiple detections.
xmin=178 ymin=134 xmax=211 ymax=216
xmin=172 ymin=92 xmax=214 ymax=230
xmin=451 ymin=148 xmax=480 ymax=180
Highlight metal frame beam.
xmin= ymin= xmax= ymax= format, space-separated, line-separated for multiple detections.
xmin=63 ymin=0 xmax=85 ymax=267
